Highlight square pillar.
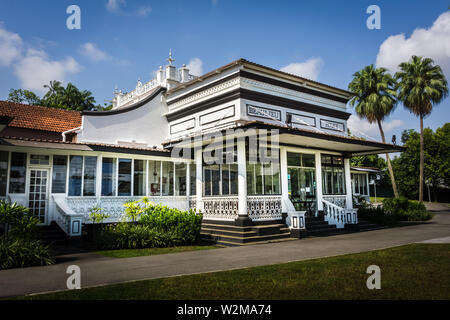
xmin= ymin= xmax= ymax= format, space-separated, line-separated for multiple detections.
xmin=236 ymin=137 xmax=251 ymax=225
xmin=344 ymin=158 xmax=353 ymax=209
xmin=280 ymin=146 xmax=289 ymax=213
xmin=195 ymin=148 xmax=203 ymax=213
xmin=315 ymin=152 xmax=324 ymax=211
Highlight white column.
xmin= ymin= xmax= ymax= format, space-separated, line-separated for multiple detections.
xmin=95 ymin=154 xmax=102 ymax=205
xmin=344 ymin=158 xmax=353 ymax=209
xmin=315 ymin=152 xmax=323 ymax=211
xmin=237 ymin=138 xmax=247 ymax=217
xmin=280 ymin=146 xmax=289 ymax=213
xmin=195 ymin=148 xmax=203 ymax=213
xmin=186 ymin=163 xmax=191 ymax=197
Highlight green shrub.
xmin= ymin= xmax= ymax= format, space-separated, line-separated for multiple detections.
xmin=357 ymin=206 xmax=397 ymax=225
xmin=382 ymin=197 xmax=431 ymax=221
xmin=95 ymin=223 xmax=183 ymax=250
xmin=140 ymin=205 xmax=202 ymax=243
xmin=0 ymin=238 xmax=54 ymax=270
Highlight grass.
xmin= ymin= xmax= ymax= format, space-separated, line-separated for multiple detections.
xmin=18 ymin=243 xmax=450 ymax=300
xmin=96 ymin=244 xmax=219 ymax=258
xmin=369 ymin=196 xmax=386 ymax=203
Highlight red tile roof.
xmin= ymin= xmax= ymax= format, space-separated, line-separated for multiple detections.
xmin=0 ymin=101 xmax=82 ymax=133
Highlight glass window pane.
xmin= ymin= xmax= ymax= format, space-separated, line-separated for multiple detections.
xmin=83 ymin=156 xmax=97 ymax=196
xmin=102 ymin=158 xmax=116 ymax=196
xmin=230 ymin=164 xmax=238 ymax=195
xmin=9 ymin=152 xmax=26 ymax=193
xmin=211 ymin=165 xmax=220 ymax=196
xmin=0 ymin=151 xmax=8 ymax=196
xmin=133 ymin=160 xmax=145 ymax=196
xmin=204 ymin=166 xmax=211 ymax=196
xmin=287 ymin=152 xmax=301 ymax=166
xmin=246 ymin=163 xmax=256 ymax=195
xmin=68 ymin=156 xmax=82 ymax=196
xmin=52 ymin=155 xmax=67 ymax=193
xmin=175 ymin=162 xmax=186 ymax=196
xmin=302 ymin=154 xmax=315 ymax=167
xmin=263 ymin=163 xmax=273 ymax=194
xmin=272 ymin=163 xmax=280 ymax=194
xmin=190 ymin=164 xmax=196 ymax=196
xmin=118 ymin=159 xmax=132 ymax=196
xmin=161 ymin=162 xmax=174 ymax=196
xmin=222 ymin=164 xmax=230 ymax=195
xmin=30 ymin=154 xmax=49 ymax=165
xmin=148 ymin=160 xmax=161 ymax=196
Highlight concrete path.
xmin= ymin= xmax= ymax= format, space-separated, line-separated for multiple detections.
xmin=1 ymin=210 xmax=449 ymax=298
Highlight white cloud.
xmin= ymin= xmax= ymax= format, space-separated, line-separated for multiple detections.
xmin=80 ymin=42 xmax=108 ymax=61
xmin=136 ymin=6 xmax=152 ymax=17
xmin=13 ymin=49 xmax=80 ymax=93
xmin=187 ymin=58 xmax=203 ymax=76
xmin=376 ymin=11 xmax=450 ymax=75
xmin=280 ymin=57 xmax=324 ymax=81
xmin=347 ymin=115 xmax=404 ymax=140
xmin=106 ymin=0 xmax=126 ymax=13
xmin=0 ymin=25 xmax=23 ymax=67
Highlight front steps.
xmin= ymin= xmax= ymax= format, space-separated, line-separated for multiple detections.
xmin=201 ymin=221 xmax=291 ymax=246
xmin=305 ymin=216 xmax=346 ymax=237
xmin=39 ymin=222 xmax=68 ymax=246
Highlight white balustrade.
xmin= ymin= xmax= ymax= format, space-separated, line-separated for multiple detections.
xmin=247 ymin=195 xmax=283 ymax=221
xmin=322 ymin=199 xmax=358 ymax=228
xmin=284 ymin=198 xmax=305 ymax=230
xmin=202 ymin=196 xmax=239 ymax=221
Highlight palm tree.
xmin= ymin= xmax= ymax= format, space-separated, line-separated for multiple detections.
xmin=348 ymin=65 xmax=399 ymax=198
xmin=395 ymin=56 xmax=448 ymax=202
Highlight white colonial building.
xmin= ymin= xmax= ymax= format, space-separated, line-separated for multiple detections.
xmin=0 ymin=54 xmax=403 ymax=245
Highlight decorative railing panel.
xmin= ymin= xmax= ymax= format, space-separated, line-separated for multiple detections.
xmin=202 ymin=196 xmax=239 ymax=221
xmin=323 ymin=195 xmax=347 ymax=208
xmin=247 ymin=196 xmax=282 ymax=221
xmin=66 ymin=196 xmax=190 ymax=223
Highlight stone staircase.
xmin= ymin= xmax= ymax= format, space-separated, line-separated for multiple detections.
xmin=39 ymin=222 xmax=68 ymax=246
xmin=201 ymin=221 xmax=292 ymax=246
xmin=305 ymin=216 xmax=346 ymax=237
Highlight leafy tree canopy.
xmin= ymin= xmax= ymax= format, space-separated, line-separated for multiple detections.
xmin=6 ymin=81 xmax=112 ymax=111
xmin=392 ymin=123 xmax=450 ymax=200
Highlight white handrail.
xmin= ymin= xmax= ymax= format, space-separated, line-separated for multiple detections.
xmin=322 ymin=199 xmax=358 ymax=228
xmin=53 ymin=196 xmax=84 ymax=236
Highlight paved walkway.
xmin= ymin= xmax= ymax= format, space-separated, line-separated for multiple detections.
xmin=1 ymin=209 xmax=449 ymax=298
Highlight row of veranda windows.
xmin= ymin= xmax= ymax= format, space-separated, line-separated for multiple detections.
xmin=0 ymin=151 xmax=193 ymax=197
xmin=0 ymin=151 xmax=349 ymax=197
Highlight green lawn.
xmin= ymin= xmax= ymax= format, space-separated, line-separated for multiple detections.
xmin=97 ymin=244 xmax=219 ymax=258
xmin=20 ymin=243 xmax=450 ymax=300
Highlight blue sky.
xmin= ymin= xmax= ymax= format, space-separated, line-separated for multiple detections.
xmin=0 ymin=0 xmax=449 ymax=142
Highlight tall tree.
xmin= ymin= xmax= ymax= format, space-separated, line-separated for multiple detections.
xmin=41 ymin=81 xmax=98 ymax=111
xmin=395 ymin=56 xmax=448 ymax=202
xmin=7 ymin=89 xmax=41 ymax=105
xmin=348 ymin=65 xmax=400 ymax=197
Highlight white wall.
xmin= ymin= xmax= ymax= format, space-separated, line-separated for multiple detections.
xmin=78 ymin=92 xmax=168 ymax=148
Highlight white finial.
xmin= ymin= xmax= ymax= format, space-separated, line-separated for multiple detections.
xmin=167 ymin=49 xmax=175 ymax=65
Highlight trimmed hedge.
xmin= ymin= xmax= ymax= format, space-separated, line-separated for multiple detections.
xmin=0 ymin=238 xmax=54 ymax=270
xmin=94 ymin=201 xmax=203 ymax=250
xmin=382 ymin=197 xmax=432 ymax=221
xmin=140 ymin=205 xmax=202 ymax=244
xmin=357 ymin=197 xmax=433 ymax=225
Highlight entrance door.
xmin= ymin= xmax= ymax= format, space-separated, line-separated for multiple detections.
xmin=287 ymin=152 xmax=317 ymax=216
xmin=28 ymin=169 xmax=49 ymax=224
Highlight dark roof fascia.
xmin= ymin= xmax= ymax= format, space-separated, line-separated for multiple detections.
xmin=167 ymin=70 xmax=350 ymax=107
xmin=242 ymin=122 xmax=406 ymax=152
xmin=81 ymin=87 xmax=165 ymax=116
xmin=166 ymin=88 xmax=352 ymax=123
